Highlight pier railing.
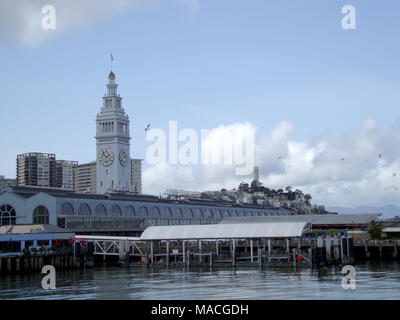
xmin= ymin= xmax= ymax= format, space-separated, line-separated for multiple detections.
xmin=353 ymin=239 xmax=400 ymax=247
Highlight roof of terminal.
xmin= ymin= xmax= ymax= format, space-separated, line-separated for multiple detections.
xmin=140 ymin=222 xmax=312 ymax=240
xmin=219 ymin=214 xmax=381 ymax=226
xmin=0 ymin=224 xmax=72 ymax=235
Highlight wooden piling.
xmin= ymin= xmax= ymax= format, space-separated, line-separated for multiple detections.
xmin=166 ymin=241 xmax=169 ymax=267
xmin=15 ymin=257 xmax=20 ymax=272
xmin=182 ymin=241 xmax=186 ymax=264
xmin=250 ymin=239 xmax=254 ymax=263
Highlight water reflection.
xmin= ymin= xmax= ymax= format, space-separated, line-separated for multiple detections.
xmin=0 ymin=262 xmax=400 ymax=299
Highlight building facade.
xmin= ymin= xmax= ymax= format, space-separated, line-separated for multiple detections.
xmin=17 ymin=153 xmax=57 ymax=187
xmin=96 ymin=71 xmax=131 ymax=194
xmin=56 ymin=160 xmax=78 ymax=189
xmin=73 ymin=162 xmax=96 ymax=193
xmin=0 ymin=186 xmax=292 ymax=235
xmin=131 ymin=159 xmax=142 ymax=194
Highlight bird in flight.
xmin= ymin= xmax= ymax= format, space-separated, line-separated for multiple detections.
xmin=379 ymin=154 xmax=382 ymax=159
xmin=341 ymin=158 xmax=345 ymax=161
xmin=277 ymin=156 xmax=282 ymax=160
xmin=145 ymin=124 xmax=151 ymax=131
xmin=393 ymin=173 xmax=397 ymax=177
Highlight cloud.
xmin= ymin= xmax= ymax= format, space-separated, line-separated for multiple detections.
xmin=0 ymin=0 xmax=197 ymax=47
xmin=143 ymin=117 xmax=400 ymax=208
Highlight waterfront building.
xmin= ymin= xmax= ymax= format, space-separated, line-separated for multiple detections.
xmin=0 ymin=185 xmax=292 ymax=235
xmin=0 ymin=175 xmax=16 ymax=190
xmin=17 ymin=153 xmax=57 ymax=187
xmin=96 ymin=71 xmax=131 ymax=194
xmin=73 ymin=161 xmax=96 ymax=193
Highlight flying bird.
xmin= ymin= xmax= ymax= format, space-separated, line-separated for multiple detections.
xmin=277 ymin=156 xmax=282 ymax=160
xmin=379 ymin=154 xmax=382 ymax=159
xmin=341 ymin=158 xmax=345 ymax=161
xmin=145 ymin=124 xmax=151 ymax=131
xmin=393 ymin=173 xmax=397 ymax=177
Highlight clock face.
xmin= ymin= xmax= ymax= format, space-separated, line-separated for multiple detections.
xmin=119 ymin=150 xmax=129 ymax=166
xmin=99 ymin=148 xmax=114 ymax=166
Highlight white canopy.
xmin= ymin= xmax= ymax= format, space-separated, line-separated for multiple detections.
xmin=139 ymin=222 xmax=311 ymax=241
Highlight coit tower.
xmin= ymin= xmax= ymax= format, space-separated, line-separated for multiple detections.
xmin=95 ymin=71 xmax=131 ymax=194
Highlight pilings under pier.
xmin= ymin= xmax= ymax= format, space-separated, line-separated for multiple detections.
xmin=136 ymin=236 xmax=354 ymax=268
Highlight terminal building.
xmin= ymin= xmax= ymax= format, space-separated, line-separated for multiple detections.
xmin=0 ymin=185 xmax=292 ymax=236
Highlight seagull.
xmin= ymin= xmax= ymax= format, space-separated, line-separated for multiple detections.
xmin=341 ymin=158 xmax=345 ymax=161
xmin=379 ymin=154 xmax=382 ymax=159
xmin=393 ymin=173 xmax=397 ymax=177
xmin=394 ymin=187 xmax=398 ymax=191
xmin=145 ymin=124 xmax=151 ymax=131
xmin=277 ymin=156 xmax=282 ymax=160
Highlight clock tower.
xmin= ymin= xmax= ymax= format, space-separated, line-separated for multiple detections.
xmin=95 ymin=71 xmax=131 ymax=194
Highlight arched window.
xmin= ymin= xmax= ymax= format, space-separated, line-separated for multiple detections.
xmin=139 ymin=206 xmax=149 ymax=217
xmin=214 ymin=209 xmax=222 ymax=219
xmin=110 ymin=204 xmax=122 ymax=216
xmin=94 ymin=204 xmax=107 ymax=216
xmin=186 ymin=208 xmax=194 ymax=218
xmin=222 ymin=210 xmax=230 ymax=218
xmin=204 ymin=209 xmax=213 ymax=219
xmin=33 ymin=205 xmax=49 ymax=224
xmin=175 ymin=207 xmax=183 ymax=218
xmin=124 ymin=205 xmax=135 ymax=216
xmin=164 ymin=207 xmax=172 ymax=218
xmin=0 ymin=204 xmax=16 ymax=226
xmin=78 ymin=203 xmax=91 ymax=215
xmin=151 ymin=207 xmax=161 ymax=218
xmin=194 ymin=208 xmax=202 ymax=218
xmin=60 ymin=202 xmax=74 ymax=215
xmin=236 ymin=210 xmax=244 ymax=217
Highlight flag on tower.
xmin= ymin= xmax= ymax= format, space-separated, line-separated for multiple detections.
xmin=111 ymin=54 xmax=114 ymax=61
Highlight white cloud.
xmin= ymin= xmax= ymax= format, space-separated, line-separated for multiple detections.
xmin=143 ymin=117 xmax=400 ymax=208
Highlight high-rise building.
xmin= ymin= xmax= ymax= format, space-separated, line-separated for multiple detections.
xmin=16 ymin=153 xmax=57 ymax=187
xmin=73 ymin=161 xmax=96 ymax=193
xmin=56 ymin=160 xmax=78 ymax=189
xmin=96 ymin=71 xmax=131 ymax=193
xmin=131 ymin=158 xmax=142 ymax=194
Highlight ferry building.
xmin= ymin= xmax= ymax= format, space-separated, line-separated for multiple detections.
xmin=0 ymin=71 xmax=292 ymax=236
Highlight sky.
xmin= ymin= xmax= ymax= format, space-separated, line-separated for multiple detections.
xmin=0 ymin=0 xmax=400 ymax=209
